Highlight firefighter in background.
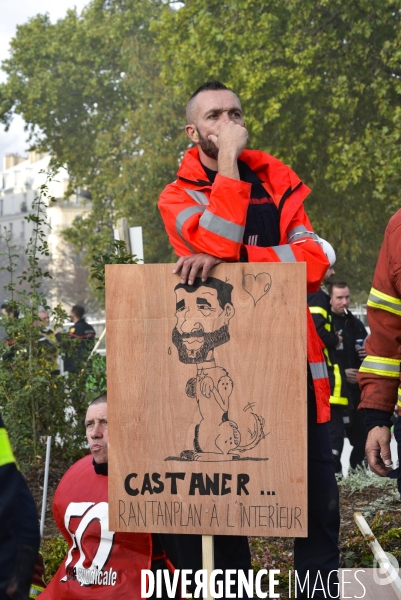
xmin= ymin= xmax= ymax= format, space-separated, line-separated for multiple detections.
xmin=357 ymin=208 xmax=401 ymax=492
xmin=328 ymin=281 xmax=368 ymax=470
xmin=0 ymin=414 xmax=43 ymax=600
xmin=307 ymin=241 xmax=349 ymax=474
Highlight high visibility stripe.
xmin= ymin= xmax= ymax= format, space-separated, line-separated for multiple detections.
xmin=29 ymin=584 xmax=45 ymax=598
xmin=329 ymin=363 xmax=348 ymax=405
xmin=185 ymin=189 xmax=209 ymax=205
xmin=359 ymin=356 xmax=401 ymax=378
xmin=398 ymin=388 xmax=401 ymax=408
xmin=309 ymin=306 xmax=328 ymax=319
xmin=324 ymin=324 xmax=331 ymax=331
xmin=176 ymin=206 xmax=205 ymax=252
xmin=329 ymin=395 xmax=348 ymax=405
xmin=271 ymin=244 xmax=296 ymax=262
xmin=0 ymin=428 xmax=16 ymax=466
xmin=322 ymin=349 xmax=348 ymax=405
xmin=287 ymin=226 xmax=319 ymax=243
xmin=199 ymin=210 xmax=244 ymax=243
xmin=367 ymin=287 xmax=401 ymax=317
xmin=310 ymin=361 xmax=328 ymax=380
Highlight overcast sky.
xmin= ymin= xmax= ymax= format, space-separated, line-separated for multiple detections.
xmin=0 ymin=0 xmax=90 ymax=164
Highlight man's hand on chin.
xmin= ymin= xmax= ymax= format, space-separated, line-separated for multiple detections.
xmin=173 ymin=254 xmax=223 ymax=285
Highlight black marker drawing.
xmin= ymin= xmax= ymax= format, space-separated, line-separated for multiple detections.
xmin=168 ymin=276 xmax=268 ymax=462
xmin=242 ymin=272 xmax=272 ymax=306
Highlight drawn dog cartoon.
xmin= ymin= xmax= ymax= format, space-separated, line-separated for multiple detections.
xmin=171 ymin=276 xmax=265 ymax=461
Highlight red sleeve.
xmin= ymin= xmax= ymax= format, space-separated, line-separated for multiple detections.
xmin=358 ymin=212 xmax=401 ymax=412
xmin=158 ymin=173 xmax=329 ymax=293
xmin=158 ymin=174 xmax=251 ymax=260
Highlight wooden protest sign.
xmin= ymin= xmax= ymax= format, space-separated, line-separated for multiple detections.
xmin=106 ymin=263 xmax=307 ymax=537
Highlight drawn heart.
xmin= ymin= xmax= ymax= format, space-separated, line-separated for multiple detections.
xmin=242 ymin=272 xmax=272 ymax=306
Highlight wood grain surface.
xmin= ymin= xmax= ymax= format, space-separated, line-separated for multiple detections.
xmin=106 ymin=263 xmax=307 ymax=537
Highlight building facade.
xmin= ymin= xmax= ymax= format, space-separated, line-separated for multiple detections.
xmin=0 ymin=152 xmax=91 ymax=305
xmin=0 ymin=152 xmax=89 ymax=251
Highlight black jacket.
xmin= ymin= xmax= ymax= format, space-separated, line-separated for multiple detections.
xmin=0 ymin=415 xmax=40 ymax=597
xmin=332 ymin=310 xmax=367 ymax=401
xmin=63 ymin=318 xmax=96 ymax=373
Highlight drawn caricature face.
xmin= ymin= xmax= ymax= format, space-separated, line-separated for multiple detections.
xmin=172 ymin=284 xmax=235 ymax=364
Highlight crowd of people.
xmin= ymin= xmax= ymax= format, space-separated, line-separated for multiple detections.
xmin=0 ymin=303 xmax=96 ymax=375
xmin=1 ymin=80 xmax=400 ymax=599
xmin=307 ymin=262 xmax=370 ymax=476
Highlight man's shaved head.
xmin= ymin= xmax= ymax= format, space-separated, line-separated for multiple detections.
xmin=186 ymin=80 xmax=237 ymax=124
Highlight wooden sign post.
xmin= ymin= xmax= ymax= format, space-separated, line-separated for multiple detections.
xmin=107 ymin=263 xmax=308 ymax=546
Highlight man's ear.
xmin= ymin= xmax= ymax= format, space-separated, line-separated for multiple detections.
xmin=185 ymin=124 xmax=199 ymax=144
xmin=224 ymin=304 xmax=235 ymax=321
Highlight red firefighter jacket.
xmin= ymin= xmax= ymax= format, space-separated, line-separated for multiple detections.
xmin=358 ymin=209 xmax=401 ymax=413
xmin=39 ymin=455 xmax=152 ymax=599
xmin=158 ymin=147 xmax=331 ymax=423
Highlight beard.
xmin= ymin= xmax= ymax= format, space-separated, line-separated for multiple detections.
xmin=172 ymin=325 xmax=230 ymax=364
xmin=196 ymin=128 xmax=219 ymax=160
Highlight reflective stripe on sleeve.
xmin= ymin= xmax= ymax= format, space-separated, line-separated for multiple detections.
xmin=271 ymin=244 xmax=296 ymax=262
xmin=359 ymin=356 xmax=401 ymax=378
xmin=0 ymin=428 xmax=16 ymax=466
xmin=329 ymin=363 xmax=348 ymax=405
xmin=367 ymin=287 xmax=401 ymax=317
xmin=185 ymin=189 xmax=209 ymax=205
xmin=309 ymin=306 xmax=328 ymax=319
xmin=176 ymin=206 xmax=205 ymax=252
xmin=199 ymin=210 xmax=244 ymax=243
xmin=287 ymin=226 xmax=319 ymax=243
xmin=310 ymin=361 xmax=328 ymax=380
xmin=398 ymin=388 xmax=401 ymax=408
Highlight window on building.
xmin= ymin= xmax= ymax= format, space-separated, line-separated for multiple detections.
xmin=8 ymin=223 xmax=13 ymax=240
xmin=0 ymin=199 xmax=3 ymax=216
xmin=20 ymin=220 xmax=25 ymax=240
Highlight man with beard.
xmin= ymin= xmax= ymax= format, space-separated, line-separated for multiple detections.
xmin=159 ymin=277 xmax=254 ymax=598
xmin=172 ymin=278 xmax=232 ymax=365
xmin=172 ymin=277 xmax=264 ymax=461
xmin=158 ymin=80 xmax=340 ymax=598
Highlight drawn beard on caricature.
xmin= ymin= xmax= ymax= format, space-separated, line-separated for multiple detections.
xmin=172 ymin=324 xmax=230 ymax=364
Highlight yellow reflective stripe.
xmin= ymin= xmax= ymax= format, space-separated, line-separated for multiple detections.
xmin=360 ymin=356 xmax=400 ymax=378
xmin=398 ymin=388 xmax=401 ymax=408
xmin=324 ymin=324 xmax=331 ymax=331
xmin=367 ymin=287 xmax=401 ymax=316
xmin=323 ymin=352 xmax=348 ymax=405
xmin=29 ymin=584 xmax=45 ymax=598
xmin=323 ymin=347 xmax=332 ymax=366
xmin=0 ymin=428 xmax=15 ymax=466
xmin=329 ymin=395 xmax=348 ymax=405
xmin=309 ymin=306 xmax=328 ymax=319
xmin=330 ymin=363 xmax=348 ymax=405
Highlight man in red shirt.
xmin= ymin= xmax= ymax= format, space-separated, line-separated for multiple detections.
xmin=41 ymin=395 xmax=173 ymax=599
